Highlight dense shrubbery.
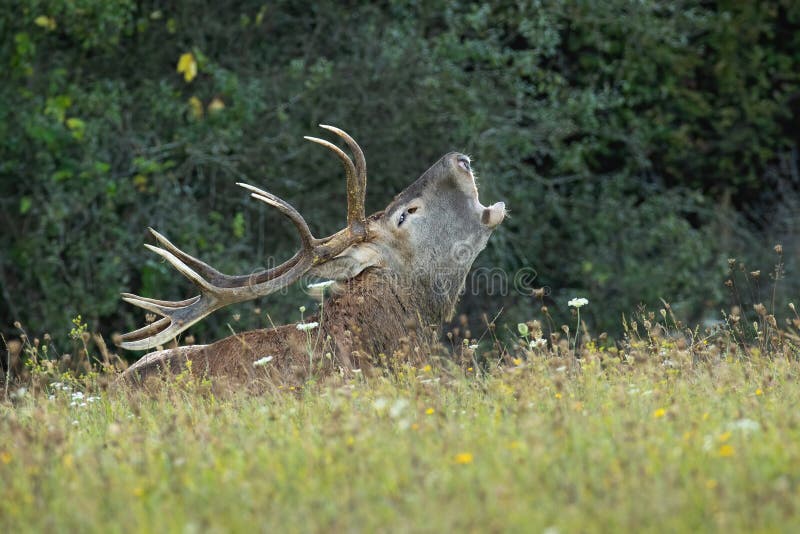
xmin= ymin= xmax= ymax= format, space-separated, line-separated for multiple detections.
xmin=1 ymin=1 xmax=798 ymax=346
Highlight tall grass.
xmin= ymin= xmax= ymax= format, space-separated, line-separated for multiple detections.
xmin=2 ymin=329 xmax=800 ymax=532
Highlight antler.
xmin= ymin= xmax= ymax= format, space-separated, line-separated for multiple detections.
xmin=118 ymin=125 xmax=368 ymax=350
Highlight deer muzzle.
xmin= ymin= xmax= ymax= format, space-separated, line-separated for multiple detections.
xmin=481 ymin=201 xmax=506 ymax=228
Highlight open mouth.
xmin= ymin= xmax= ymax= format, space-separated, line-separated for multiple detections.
xmin=453 ymin=153 xmax=505 ymax=229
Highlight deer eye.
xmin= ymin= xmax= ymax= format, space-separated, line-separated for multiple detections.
xmin=397 ymin=206 xmax=419 ymax=227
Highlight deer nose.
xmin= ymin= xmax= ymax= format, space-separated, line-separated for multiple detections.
xmin=455 ymin=154 xmax=471 ymax=172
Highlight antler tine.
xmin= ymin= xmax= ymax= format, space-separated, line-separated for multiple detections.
xmin=143 ymin=244 xmax=217 ymax=292
xmin=319 ymin=124 xmax=367 ymax=209
xmin=148 ymin=228 xmax=231 ymax=286
xmin=117 ymin=292 xmax=216 ymax=350
xmin=303 ymin=135 xmax=366 ymax=235
xmin=150 ymin=227 xmax=306 ymax=288
xmin=236 ymin=183 xmax=315 ymax=249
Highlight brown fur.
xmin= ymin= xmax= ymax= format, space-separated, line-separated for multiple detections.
xmin=122 ymin=268 xmax=438 ymax=388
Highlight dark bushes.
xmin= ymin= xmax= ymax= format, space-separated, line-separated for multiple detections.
xmin=1 ymin=1 xmax=798 ymax=343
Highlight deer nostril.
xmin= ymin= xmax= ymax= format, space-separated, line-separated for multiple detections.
xmin=456 ymin=155 xmax=471 ymax=172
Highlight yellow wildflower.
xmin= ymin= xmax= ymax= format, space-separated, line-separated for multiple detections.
xmin=718 ymin=445 xmax=735 ymax=457
xmin=755 ymin=388 xmax=763 ymax=396
xmin=425 ymin=407 xmax=434 ymax=415
xmin=653 ymin=408 xmax=667 ymax=419
xmin=0 ymin=451 xmax=11 ymax=464
xmin=454 ymin=452 xmax=473 ymax=465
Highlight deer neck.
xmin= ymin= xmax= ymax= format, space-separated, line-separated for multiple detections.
xmin=319 ymin=267 xmax=452 ymax=360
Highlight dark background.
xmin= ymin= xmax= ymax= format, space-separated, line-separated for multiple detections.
xmin=2 ymin=1 xmax=798 ymax=353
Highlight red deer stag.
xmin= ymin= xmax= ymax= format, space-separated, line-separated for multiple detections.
xmin=119 ymin=125 xmax=505 ymax=387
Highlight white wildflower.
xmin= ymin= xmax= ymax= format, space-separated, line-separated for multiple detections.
xmin=389 ymin=398 xmax=409 ymax=419
xmin=253 ymin=356 xmax=274 ymax=367
xmin=468 ymin=343 xmax=479 ymax=350
xmin=307 ymin=280 xmax=335 ymax=290
xmin=529 ymin=338 xmax=547 ymax=349
xmin=296 ymin=321 xmax=319 ymax=332
xmin=87 ymin=396 xmax=101 ymax=403
xmin=568 ymin=297 xmax=589 ymax=308
xmin=728 ymin=418 xmax=760 ymax=433
xmin=71 ymin=392 xmax=84 ymax=400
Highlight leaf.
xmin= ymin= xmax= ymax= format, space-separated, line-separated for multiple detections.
xmin=19 ymin=197 xmax=32 ymax=215
xmin=66 ymin=117 xmax=85 ymax=140
xmin=232 ymin=212 xmax=245 ymax=239
xmin=52 ymin=170 xmax=73 ymax=182
xmin=34 ymin=16 xmax=57 ymax=31
xmin=176 ymin=52 xmax=197 ymax=82
xmin=133 ymin=174 xmax=148 ymax=192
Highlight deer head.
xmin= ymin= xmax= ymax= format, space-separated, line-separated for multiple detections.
xmin=118 ymin=126 xmax=505 ymax=351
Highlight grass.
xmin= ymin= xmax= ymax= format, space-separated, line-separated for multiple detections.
xmin=2 ymin=341 xmax=800 ymax=532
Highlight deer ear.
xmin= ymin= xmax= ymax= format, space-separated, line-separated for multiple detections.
xmin=308 ymin=244 xmax=382 ymax=281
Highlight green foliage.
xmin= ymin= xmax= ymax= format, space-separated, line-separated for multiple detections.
xmin=1 ymin=1 xmax=798 ymax=343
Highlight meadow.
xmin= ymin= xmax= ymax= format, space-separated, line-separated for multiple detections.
xmin=3 ymin=3 xmax=798 ymax=532
xmin=3 ymin=306 xmax=800 ymax=533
